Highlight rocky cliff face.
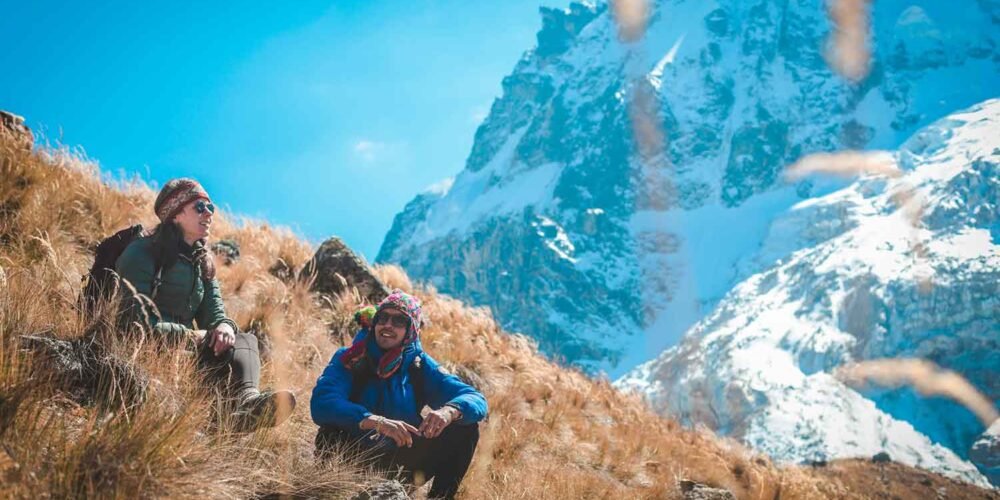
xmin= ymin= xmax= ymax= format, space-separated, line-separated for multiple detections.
xmin=0 ymin=111 xmax=33 ymax=150
xmin=618 ymin=100 xmax=999 ymax=486
xmin=378 ymin=0 xmax=1000 ymax=376
xmin=972 ymin=420 xmax=1000 ymax=486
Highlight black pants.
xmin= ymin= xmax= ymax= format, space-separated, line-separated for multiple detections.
xmin=196 ymin=332 xmax=261 ymax=396
xmin=316 ymin=423 xmax=479 ymax=500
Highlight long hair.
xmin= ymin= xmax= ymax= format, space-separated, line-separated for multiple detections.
xmin=150 ymin=222 xmax=216 ymax=281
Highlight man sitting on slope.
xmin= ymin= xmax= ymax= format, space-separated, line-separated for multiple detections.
xmin=311 ymin=289 xmax=487 ymax=500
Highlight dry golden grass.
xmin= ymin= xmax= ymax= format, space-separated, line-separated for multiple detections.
xmin=1 ymin=134 xmax=996 ymax=499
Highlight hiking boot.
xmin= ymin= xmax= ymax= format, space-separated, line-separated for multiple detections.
xmin=231 ymin=389 xmax=296 ymax=432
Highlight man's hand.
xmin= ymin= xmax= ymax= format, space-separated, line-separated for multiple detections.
xmin=361 ymin=415 xmax=419 ymax=447
xmin=208 ymin=323 xmax=236 ymax=356
xmin=419 ymin=406 xmax=461 ymax=439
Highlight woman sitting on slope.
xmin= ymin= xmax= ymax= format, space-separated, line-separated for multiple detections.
xmin=116 ymin=178 xmax=295 ymax=430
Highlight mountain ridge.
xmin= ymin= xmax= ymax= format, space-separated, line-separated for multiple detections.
xmin=377 ymin=0 xmax=1000 ymax=377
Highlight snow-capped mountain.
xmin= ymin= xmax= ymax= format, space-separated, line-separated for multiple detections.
xmin=378 ymin=0 xmax=999 ymax=376
xmin=618 ymin=100 xmax=999 ymax=486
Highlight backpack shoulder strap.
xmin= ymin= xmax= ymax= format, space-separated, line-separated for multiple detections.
xmin=150 ymin=265 xmax=164 ymax=300
xmin=409 ymin=355 xmax=427 ymax=411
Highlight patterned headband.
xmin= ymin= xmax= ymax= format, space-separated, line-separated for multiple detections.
xmin=155 ymin=179 xmax=210 ymax=222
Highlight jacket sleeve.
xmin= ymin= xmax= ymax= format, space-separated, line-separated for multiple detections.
xmin=421 ymin=354 xmax=488 ymax=425
xmin=195 ymin=277 xmax=237 ymax=332
xmin=311 ymin=348 xmax=373 ymax=428
xmin=115 ymin=243 xmax=190 ymax=343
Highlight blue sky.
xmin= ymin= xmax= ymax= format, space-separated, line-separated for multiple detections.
xmin=0 ymin=0 xmax=547 ymax=258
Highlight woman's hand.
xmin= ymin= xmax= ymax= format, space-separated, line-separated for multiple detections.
xmin=419 ymin=406 xmax=461 ymax=439
xmin=208 ymin=322 xmax=236 ymax=356
xmin=362 ymin=415 xmax=419 ymax=447
xmin=190 ymin=329 xmax=208 ymax=347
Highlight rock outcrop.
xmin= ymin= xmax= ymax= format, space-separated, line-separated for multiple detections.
xmin=303 ymin=237 xmax=389 ymax=305
xmin=352 ymin=480 xmax=409 ymax=500
xmin=0 ymin=111 xmax=33 ymax=150
xmin=19 ymin=334 xmax=148 ymax=410
xmin=679 ymin=480 xmax=735 ymax=500
xmin=970 ymin=420 xmax=1000 ymax=486
xmin=210 ymin=239 xmax=241 ymax=265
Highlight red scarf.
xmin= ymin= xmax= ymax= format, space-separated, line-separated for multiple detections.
xmin=341 ymin=328 xmax=415 ymax=379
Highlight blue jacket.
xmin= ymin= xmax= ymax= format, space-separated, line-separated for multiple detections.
xmin=311 ymin=330 xmax=488 ymax=436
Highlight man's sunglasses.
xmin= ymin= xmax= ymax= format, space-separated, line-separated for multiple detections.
xmin=194 ymin=200 xmax=216 ymax=215
xmin=375 ymin=313 xmax=410 ymax=329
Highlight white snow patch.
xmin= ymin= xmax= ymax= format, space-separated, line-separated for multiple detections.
xmin=533 ymin=215 xmax=578 ymax=263
xmin=648 ymin=35 xmax=685 ymax=89
xmin=424 ymin=176 xmax=455 ymax=196
xmin=406 ymin=126 xmax=565 ymax=246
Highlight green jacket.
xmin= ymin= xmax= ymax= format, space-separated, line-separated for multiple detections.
xmin=115 ymin=235 xmax=236 ymax=343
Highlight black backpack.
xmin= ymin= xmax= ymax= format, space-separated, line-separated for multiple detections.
xmin=80 ymin=224 xmax=164 ymax=315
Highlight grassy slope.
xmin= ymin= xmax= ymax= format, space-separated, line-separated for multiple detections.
xmin=0 ymin=136 xmax=995 ymax=499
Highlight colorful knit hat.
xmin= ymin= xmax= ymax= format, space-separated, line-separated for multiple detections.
xmin=154 ymin=178 xmax=210 ymax=222
xmin=375 ymin=288 xmax=423 ymax=339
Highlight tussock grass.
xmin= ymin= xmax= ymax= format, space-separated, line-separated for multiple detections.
xmin=1 ymin=134 xmax=995 ymax=499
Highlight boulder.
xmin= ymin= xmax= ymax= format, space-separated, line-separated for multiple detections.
xmin=302 ymin=237 xmax=389 ymax=305
xmin=679 ymin=480 xmax=736 ymax=500
xmin=210 ymin=239 xmax=241 ymax=265
xmin=352 ymin=480 xmax=409 ymax=500
xmin=19 ymin=334 xmax=148 ymax=409
xmin=268 ymin=259 xmax=295 ymax=282
xmin=0 ymin=111 xmax=33 ymax=150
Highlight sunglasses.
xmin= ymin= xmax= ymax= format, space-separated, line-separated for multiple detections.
xmin=194 ymin=200 xmax=216 ymax=215
xmin=375 ymin=312 xmax=410 ymax=329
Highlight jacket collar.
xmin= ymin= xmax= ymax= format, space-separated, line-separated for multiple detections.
xmin=364 ymin=331 xmax=422 ymax=365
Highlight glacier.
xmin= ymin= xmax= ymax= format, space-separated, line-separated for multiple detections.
xmin=618 ymin=100 xmax=999 ymax=486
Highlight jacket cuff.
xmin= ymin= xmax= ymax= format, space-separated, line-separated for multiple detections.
xmin=356 ymin=410 xmax=373 ymax=429
xmin=212 ymin=318 xmax=239 ymax=333
xmin=444 ymin=403 xmax=465 ymax=423
xmin=155 ymin=323 xmax=193 ymax=347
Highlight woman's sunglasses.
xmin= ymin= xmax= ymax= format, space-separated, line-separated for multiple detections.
xmin=194 ymin=200 xmax=216 ymax=215
xmin=375 ymin=313 xmax=410 ymax=329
